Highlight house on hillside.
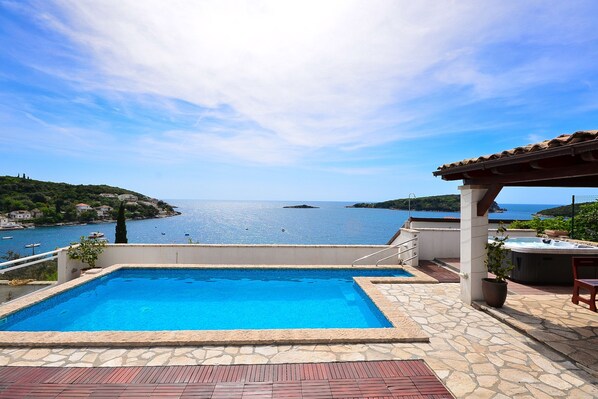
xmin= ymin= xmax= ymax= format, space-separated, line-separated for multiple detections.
xmin=75 ymin=203 xmax=93 ymax=214
xmin=8 ymin=210 xmax=32 ymax=220
xmin=95 ymin=205 xmax=113 ymax=218
xmin=118 ymin=194 xmax=138 ymax=202
xmin=30 ymin=209 xmax=44 ymax=218
xmin=99 ymin=193 xmax=117 ymax=198
xmin=0 ymin=215 xmax=22 ymax=229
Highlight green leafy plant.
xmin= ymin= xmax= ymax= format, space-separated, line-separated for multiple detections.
xmin=509 ymin=216 xmax=570 ymax=234
xmin=574 ymin=201 xmax=598 ymax=242
xmin=67 ymin=236 xmax=106 ymax=269
xmin=485 ymin=225 xmax=514 ymax=283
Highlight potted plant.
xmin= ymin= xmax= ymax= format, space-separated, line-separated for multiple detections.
xmin=483 ymin=225 xmax=514 ymax=308
xmin=67 ymin=236 xmax=106 ymax=274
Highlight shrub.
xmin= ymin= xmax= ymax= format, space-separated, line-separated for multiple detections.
xmin=67 ymin=236 xmax=106 ymax=269
xmin=485 ymin=225 xmax=514 ymax=282
xmin=509 ymin=216 xmax=570 ymax=234
xmin=575 ymin=201 xmax=598 ymax=241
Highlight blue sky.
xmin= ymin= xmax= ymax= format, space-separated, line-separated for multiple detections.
xmin=1 ymin=1 xmax=597 ymax=205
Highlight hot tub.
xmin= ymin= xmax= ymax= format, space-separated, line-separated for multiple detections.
xmin=488 ymin=237 xmax=598 ymax=285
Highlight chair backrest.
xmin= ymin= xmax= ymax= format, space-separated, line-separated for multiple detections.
xmin=572 ymin=257 xmax=598 ymax=279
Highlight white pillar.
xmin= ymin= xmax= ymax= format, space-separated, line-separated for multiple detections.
xmin=57 ymin=249 xmax=70 ymax=284
xmin=459 ymin=185 xmax=490 ymax=305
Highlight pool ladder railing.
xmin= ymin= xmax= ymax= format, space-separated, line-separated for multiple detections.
xmin=352 ymin=237 xmax=418 ymax=267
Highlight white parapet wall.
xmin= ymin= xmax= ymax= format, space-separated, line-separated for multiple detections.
xmin=58 ymin=244 xmax=402 ymax=283
xmin=0 ymin=281 xmax=55 ymax=303
xmin=390 ymin=226 xmax=537 ymax=261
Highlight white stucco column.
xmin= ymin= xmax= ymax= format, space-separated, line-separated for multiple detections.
xmin=459 ymin=185 xmax=490 ymax=305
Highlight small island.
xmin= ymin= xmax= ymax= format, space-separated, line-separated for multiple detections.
xmin=283 ymin=204 xmax=319 ymax=209
xmin=348 ymin=194 xmax=506 ymax=213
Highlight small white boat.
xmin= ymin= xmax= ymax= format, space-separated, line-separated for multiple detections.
xmin=1 ymin=236 xmax=12 ymax=240
xmin=25 ymin=243 xmax=41 ymax=248
xmin=88 ymin=232 xmax=105 ymax=239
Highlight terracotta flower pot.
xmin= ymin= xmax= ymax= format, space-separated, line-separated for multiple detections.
xmin=545 ymin=229 xmax=568 ymax=237
xmin=482 ymin=278 xmax=508 ymax=308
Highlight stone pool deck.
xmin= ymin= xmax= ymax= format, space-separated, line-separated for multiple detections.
xmin=476 ymin=293 xmax=598 ymax=378
xmin=0 ymin=282 xmax=596 ymax=398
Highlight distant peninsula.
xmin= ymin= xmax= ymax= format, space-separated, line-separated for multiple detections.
xmin=0 ymin=175 xmax=179 ymax=229
xmin=283 ymin=204 xmax=319 ymax=209
xmin=349 ymin=194 xmax=506 ymax=213
xmin=535 ymin=202 xmax=592 ymax=217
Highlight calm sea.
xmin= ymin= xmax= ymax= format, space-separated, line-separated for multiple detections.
xmin=0 ymin=200 xmax=555 ymax=256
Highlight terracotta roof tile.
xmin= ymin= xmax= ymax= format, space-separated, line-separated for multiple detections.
xmin=437 ymin=130 xmax=598 ymax=171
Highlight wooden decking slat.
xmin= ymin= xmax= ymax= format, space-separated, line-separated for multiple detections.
xmin=0 ymin=361 xmax=452 ymax=398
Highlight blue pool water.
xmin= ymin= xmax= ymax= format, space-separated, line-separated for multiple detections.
xmin=0 ymin=268 xmax=412 ymax=331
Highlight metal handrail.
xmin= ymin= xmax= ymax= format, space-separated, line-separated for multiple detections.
xmin=352 ymin=237 xmax=418 ymax=266
xmin=375 ymin=243 xmax=417 ymax=266
xmin=0 ymin=250 xmax=59 ymax=273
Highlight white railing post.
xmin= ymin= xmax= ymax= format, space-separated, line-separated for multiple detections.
xmin=393 ymin=228 xmax=419 ymax=266
xmin=57 ymin=248 xmax=70 ymax=284
xmin=406 ymin=232 xmax=419 ymax=266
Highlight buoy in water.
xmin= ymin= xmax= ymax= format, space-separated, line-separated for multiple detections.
xmin=281 ymin=228 xmax=285 ymax=232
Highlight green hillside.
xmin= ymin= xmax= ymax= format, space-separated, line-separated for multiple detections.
xmin=536 ymin=202 xmax=592 ymax=217
xmin=0 ymin=175 xmax=176 ymax=225
xmin=351 ymin=194 xmax=505 ymax=213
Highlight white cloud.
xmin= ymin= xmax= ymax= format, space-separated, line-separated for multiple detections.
xmin=25 ymin=0 xmax=598 ymax=164
xmin=320 ymin=166 xmax=390 ymax=176
xmin=135 ymin=128 xmax=301 ymax=165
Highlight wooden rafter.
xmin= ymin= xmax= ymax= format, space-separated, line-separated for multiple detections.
xmin=477 ymin=185 xmax=503 ymax=216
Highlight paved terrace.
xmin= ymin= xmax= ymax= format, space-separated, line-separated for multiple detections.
xmin=0 ymin=263 xmax=596 ymax=398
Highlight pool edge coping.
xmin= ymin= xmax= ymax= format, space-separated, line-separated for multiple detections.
xmin=0 ymin=264 xmax=435 ymax=347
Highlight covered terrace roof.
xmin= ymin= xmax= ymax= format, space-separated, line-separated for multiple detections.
xmin=433 ymin=130 xmax=598 ymax=188
xmin=433 ymin=130 xmax=598 ymax=216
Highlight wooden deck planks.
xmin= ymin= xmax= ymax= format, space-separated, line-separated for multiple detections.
xmin=0 ymin=360 xmax=453 ymax=398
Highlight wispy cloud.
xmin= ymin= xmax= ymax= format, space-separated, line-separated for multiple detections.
xmin=4 ymin=0 xmax=598 ymax=168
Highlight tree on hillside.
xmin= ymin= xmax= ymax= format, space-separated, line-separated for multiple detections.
xmin=115 ymin=202 xmax=128 ymax=243
xmin=574 ymin=201 xmax=598 ymax=241
xmin=78 ymin=209 xmax=97 ymax=223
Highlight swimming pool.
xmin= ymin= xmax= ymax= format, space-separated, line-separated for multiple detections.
xmin=0 ymin=268 xmax=413 ymax=332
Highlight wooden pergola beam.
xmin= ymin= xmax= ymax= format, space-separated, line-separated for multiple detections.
xmin=477 ymin=185 xmax=503 ymax=216
xmin=466 ymin=162 xmax=598 ymax=187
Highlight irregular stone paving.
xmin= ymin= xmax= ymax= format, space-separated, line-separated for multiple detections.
xmin=0 ymin=284 xmax=596 ymax=398
xmin=478 ymin=293 xmax=598 ymax=377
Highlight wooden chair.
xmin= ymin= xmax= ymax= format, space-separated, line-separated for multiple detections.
xmin=571 ymin=257 xmax=598 ymax=312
